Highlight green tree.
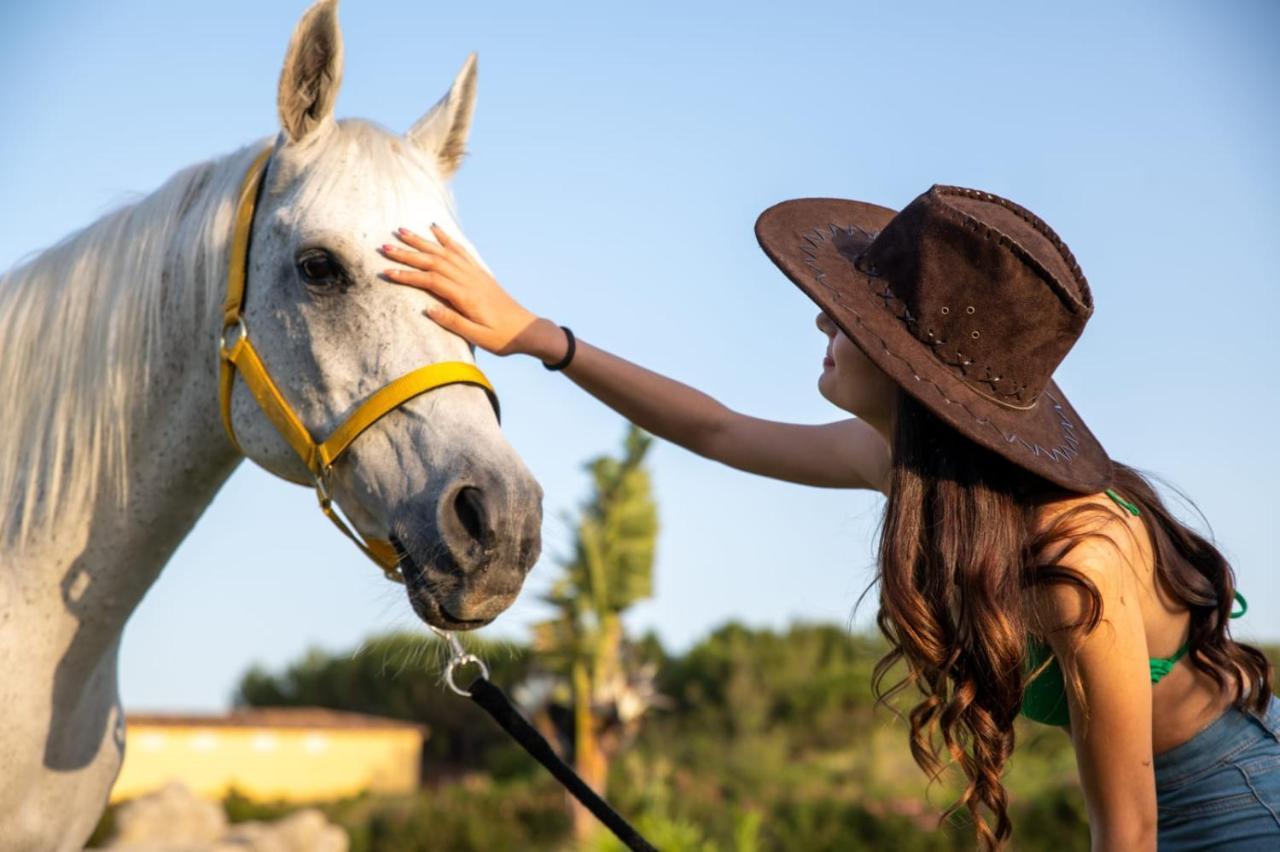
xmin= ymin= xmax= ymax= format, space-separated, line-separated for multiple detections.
xmin=531 ymin=425 xmax=660 ymax=842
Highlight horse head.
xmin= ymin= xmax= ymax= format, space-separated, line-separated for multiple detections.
xmin=226 ymin=0 xmax=541 ymax=630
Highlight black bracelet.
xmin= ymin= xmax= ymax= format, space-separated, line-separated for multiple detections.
xmin=543 ymin=326 xmax=576 ymax=371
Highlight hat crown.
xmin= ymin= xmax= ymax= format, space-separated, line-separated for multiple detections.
xmin=850 ymin=185 xmax=1092 ymax=408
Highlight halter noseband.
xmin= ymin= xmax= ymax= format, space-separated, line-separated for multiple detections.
xmin=219 ymin=148 xmax=500 ymax=582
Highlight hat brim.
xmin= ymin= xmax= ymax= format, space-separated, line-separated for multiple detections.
xmin=755 ymin=197 xmax=1112 ymax=494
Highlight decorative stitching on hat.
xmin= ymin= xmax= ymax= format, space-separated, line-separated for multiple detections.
xmin=797 ymin=225 xmax=1082 ymax=466
xmin=805 ymin=225 xmax=1035 ymax=406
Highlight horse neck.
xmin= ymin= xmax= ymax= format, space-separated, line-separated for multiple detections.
xmin=5 ymin=145 xmax=267 ymax=649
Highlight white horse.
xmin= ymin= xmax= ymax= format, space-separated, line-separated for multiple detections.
xmin=0 ymin=2 xmax=543 ymax=848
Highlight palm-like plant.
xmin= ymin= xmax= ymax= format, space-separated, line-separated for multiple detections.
xmin=530 ymin=425 xmax=660 ymax=840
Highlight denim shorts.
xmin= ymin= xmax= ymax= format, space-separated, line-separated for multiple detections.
xmin=1156 ymin=694 xmax=1280 ymax=850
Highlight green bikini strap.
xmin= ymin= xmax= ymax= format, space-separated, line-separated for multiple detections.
xmin=1150 ymin=645 xmax=1188 ymax=681
xmin=1150 ymin=592 xmax=1247 ymax=683
xmin=1104 ymin=488 xmax=1141 ymax=517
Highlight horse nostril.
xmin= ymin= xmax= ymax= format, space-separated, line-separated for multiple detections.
xmin=454 ymin=486 xmax=491 ymax=549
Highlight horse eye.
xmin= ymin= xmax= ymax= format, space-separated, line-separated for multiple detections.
xmin=296 ymin=249 xmax=344 ymax=286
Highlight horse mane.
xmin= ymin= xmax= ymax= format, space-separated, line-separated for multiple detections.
xmin=0 ymin=144 xmax=265 ymax=547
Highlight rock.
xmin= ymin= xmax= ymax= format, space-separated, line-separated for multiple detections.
xmin=215 ymin=810 xmax=348 ymax=852
xmin=100 ymin=784 xmax=347 ymax=852
xmin=107 ymin=782 xmax=226 ymax=845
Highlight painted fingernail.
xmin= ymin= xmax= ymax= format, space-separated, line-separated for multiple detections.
xmin=381 ymin=244 xmax=395 ymax=253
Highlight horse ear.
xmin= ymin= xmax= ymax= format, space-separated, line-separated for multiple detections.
xmin=407 ymin=53 xmax=477 ymax=179
xmin=277 ymin=0 xmax=344 ymax=144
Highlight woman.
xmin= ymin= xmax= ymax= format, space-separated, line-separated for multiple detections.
xmin=379 ymin=185 xmax=1277 ymax=850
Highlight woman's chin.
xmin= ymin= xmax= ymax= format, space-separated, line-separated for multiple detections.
xmin=818 ymin=375 xmax=863 ymax=417
xmin=816 ymin=372 xmax=839 ymax=405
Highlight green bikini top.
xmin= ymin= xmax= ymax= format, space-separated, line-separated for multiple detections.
xmin=1020 ymin=488 xmax=1248 ymax=727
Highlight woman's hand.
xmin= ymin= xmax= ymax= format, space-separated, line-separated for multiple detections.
xmin=380 ymin=224 xmax=564 ymax=360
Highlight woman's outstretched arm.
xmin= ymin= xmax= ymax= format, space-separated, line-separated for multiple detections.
xmin=381 ymin=225 xmax=890 ymax=493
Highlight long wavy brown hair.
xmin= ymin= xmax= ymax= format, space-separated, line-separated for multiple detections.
xmin=871 ymin=390 xmax=1272 ymax=849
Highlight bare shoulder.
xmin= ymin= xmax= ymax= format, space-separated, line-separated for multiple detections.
xmin=1028 ymin=492 xmax=1150 ymax=634
xmin=1032 ymin=492 xmax=1147 ymax=569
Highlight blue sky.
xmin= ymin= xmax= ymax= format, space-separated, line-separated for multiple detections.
xmin=2 ymin=1 xmax=1277 ymax=711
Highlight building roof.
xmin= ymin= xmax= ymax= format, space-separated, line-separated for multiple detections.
xmin=127 ymin=707 xmax=428 ymax=734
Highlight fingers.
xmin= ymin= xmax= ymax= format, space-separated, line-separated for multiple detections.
xmin=392 ymin=222 xmax=482 ymax=271
xmin=427 ymin=223 xmax=457 ymax=250
xmin=424 ymin=301 xmax=487 ymax=346
xmin=394 ymin=227 xmax=441 ymax=254
xmin=380 ymin=243 xmax=468 ymax=281
xmin=382 ymin=266 xmax=468 ymax=309
xmin=392 ymin=224 xmax=481 ymax=271
xmin=429 ymin=223 xmax=481 ymax=269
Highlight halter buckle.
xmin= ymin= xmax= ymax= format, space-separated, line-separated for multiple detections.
xmin=314 ymin=466 xmax=334 ymax=507
xmin=219 ymin=318 xmax=248 ymax=358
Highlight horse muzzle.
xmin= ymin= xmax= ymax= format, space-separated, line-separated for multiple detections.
xmin=391 ymin=474 xmax=542 ymax=630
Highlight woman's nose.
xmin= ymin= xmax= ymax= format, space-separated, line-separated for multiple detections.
xmin=815 ymin=311 xmax=834 ymax=335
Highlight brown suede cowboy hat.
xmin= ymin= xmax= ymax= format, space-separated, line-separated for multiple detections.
xmin=755 ymin=185 xmax=1113 ymax=493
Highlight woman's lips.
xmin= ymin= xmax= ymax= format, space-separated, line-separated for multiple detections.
xmin=823 ymin=355 xmax=835 ymax=368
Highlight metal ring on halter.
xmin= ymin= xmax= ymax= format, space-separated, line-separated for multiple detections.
xmin=219 ymin=318 xmax=248 ymax=357
xmin=445 ymin=653 xmax=489 ymax=697
xmin=430 ymin=627 xmax=491 ymax=697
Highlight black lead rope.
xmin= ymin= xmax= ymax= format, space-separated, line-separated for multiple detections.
xmin=466 ymin=676 xmax=658 ymax=852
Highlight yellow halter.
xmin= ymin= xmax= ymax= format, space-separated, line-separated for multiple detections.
xmin=218 ymin=148 xmax=500 ymax=582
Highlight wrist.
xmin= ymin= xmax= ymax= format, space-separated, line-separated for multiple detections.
xmin=524 ymin=317 xmax=568 ymax=361
xmin=541 ymin=326 xmax=575 ymax=372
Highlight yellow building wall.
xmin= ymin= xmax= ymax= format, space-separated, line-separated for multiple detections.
xmin=111 ymin=724 xmax=422 ymax=803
